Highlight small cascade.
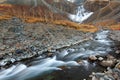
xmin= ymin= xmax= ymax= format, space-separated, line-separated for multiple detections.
xmin=57 ymin=30 xmax=113 ymax=61
xmin=68 ymin=5 xmax=93 ymax=23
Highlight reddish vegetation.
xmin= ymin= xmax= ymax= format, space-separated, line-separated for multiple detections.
xmin=109 ymin=24 xmax=120 ymax=30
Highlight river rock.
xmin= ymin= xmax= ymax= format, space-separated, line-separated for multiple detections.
xmin=99 ymin=54 xmax=117 ymax=67
xmin=47 ymin=53 xmax=54 ymax=57
xmin=0 ymin=45 xmax=6 ymax=51
xmin=91 ymin=68 xmax=120 ymax=80
xmin=107 ymin=55 xmax=115 ymax=59
xmin=98 ymin=57 xmax=104 ymax=61
xmin=115 ymin=50 xmax=120 ymax=54
xmin=115 ymin=62 xmax=120 ymax=69
xmin=89 ymin=55 xmax=97 ymax=61
xmin=100 ymin=60 xmax=116 ymax=67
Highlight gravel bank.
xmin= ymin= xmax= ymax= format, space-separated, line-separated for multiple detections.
xmin=109 ymin=30 xmax=120 ymax=42
xmin=0 ymin=18 xmax=92 ymax=67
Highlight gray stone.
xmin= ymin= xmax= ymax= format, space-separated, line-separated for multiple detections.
xmin=109 ymin=30 xmax=120 ymax=42
xmin=89 ymin=55 xmax=97 ymax=61
xmin=98 ymin=57 xmax=104 ymax=61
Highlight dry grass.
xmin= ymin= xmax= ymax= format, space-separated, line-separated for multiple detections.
xmin=0 ymin=15 xmax=11 ymax=20
xmin=109 ymin=24 xmax=120 ymax=30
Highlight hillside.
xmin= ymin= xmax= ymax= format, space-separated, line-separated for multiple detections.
xmin=0 ymin=0 xmax=98 ymax=32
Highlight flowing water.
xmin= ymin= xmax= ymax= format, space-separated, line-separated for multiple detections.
xmin=68 ymin=5 xmax=93 ymax=23
xmin=0 ymin=30 xmax=115 ymax=80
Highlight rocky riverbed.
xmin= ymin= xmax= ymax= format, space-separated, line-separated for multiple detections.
xmin=0 ymin=17 xmax=93 ymax=67
xmin=90 ymin=31 xmax=120 ymax=80
xmin=0 ymin=17 xmax=120 ymax=80
xmin=0 ymin=0 xmax=120 ymax=80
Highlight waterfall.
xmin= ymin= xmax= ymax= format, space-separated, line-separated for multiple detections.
xmin=68 ymin=5 xmax=93 ymax=23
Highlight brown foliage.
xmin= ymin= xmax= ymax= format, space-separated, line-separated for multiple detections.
xmin=109 ymin=24 xmax=120 ymax=30
xmin=53 ymin=20 xmax=98 ymax=32
xmin=0 ymin=15 xmax=11 ymax=20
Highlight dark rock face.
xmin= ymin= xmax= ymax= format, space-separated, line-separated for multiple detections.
xmin=0 ymin=18 xmax=92 ymax=66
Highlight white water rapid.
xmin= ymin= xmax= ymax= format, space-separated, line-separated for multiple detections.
xmin=0 ymin=30 xmax=114 ymax=80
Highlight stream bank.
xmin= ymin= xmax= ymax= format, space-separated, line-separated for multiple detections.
xmin=0 ymin=17 xmax=93 ymax=67
xmin=0 ymin=24 xmax=120 ymax=80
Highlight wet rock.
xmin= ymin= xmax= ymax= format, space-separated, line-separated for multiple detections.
xmin=0 ymin=58 xmax=13 ymax=67
xmin=115 ymin=50 xmax=120 ymax=54
xmin=100 ymin=60 xmax=116 ymax=67
xmin=98 ymin=57 xmax=104 ymax=61
xmin=0 ymin=45 xmax=6 ymax=51
xmin=115 ymin=62 xmax=120 ymax=70
xmin=99 ymin=55 xmax=117 ymax=67
xmin=89 ymin=55 xmax=97 ymax=61
xmin=0 ymin=60 xmax=7 ymax=66
xmin=91 ymin=72 xmax=105 ymax=80
xmin=107 ymin=55 xmax=115 ymax=59
xmin=90 ymin=68 xmax=120 ymax=80
xmin=15 ymin=49 xmax=24 ymax=54
xmin=10 ymin=58 xmax=16 ymax=63
xmin=67 ymin=49 xmax=75 ymax=53
xmin=77 ymin=60 xmax=83 ymax=65
xmin=47 ymin=47 xmax=56 ymax=53
xmin=47 ymin=53 xmax=54 ymax=57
